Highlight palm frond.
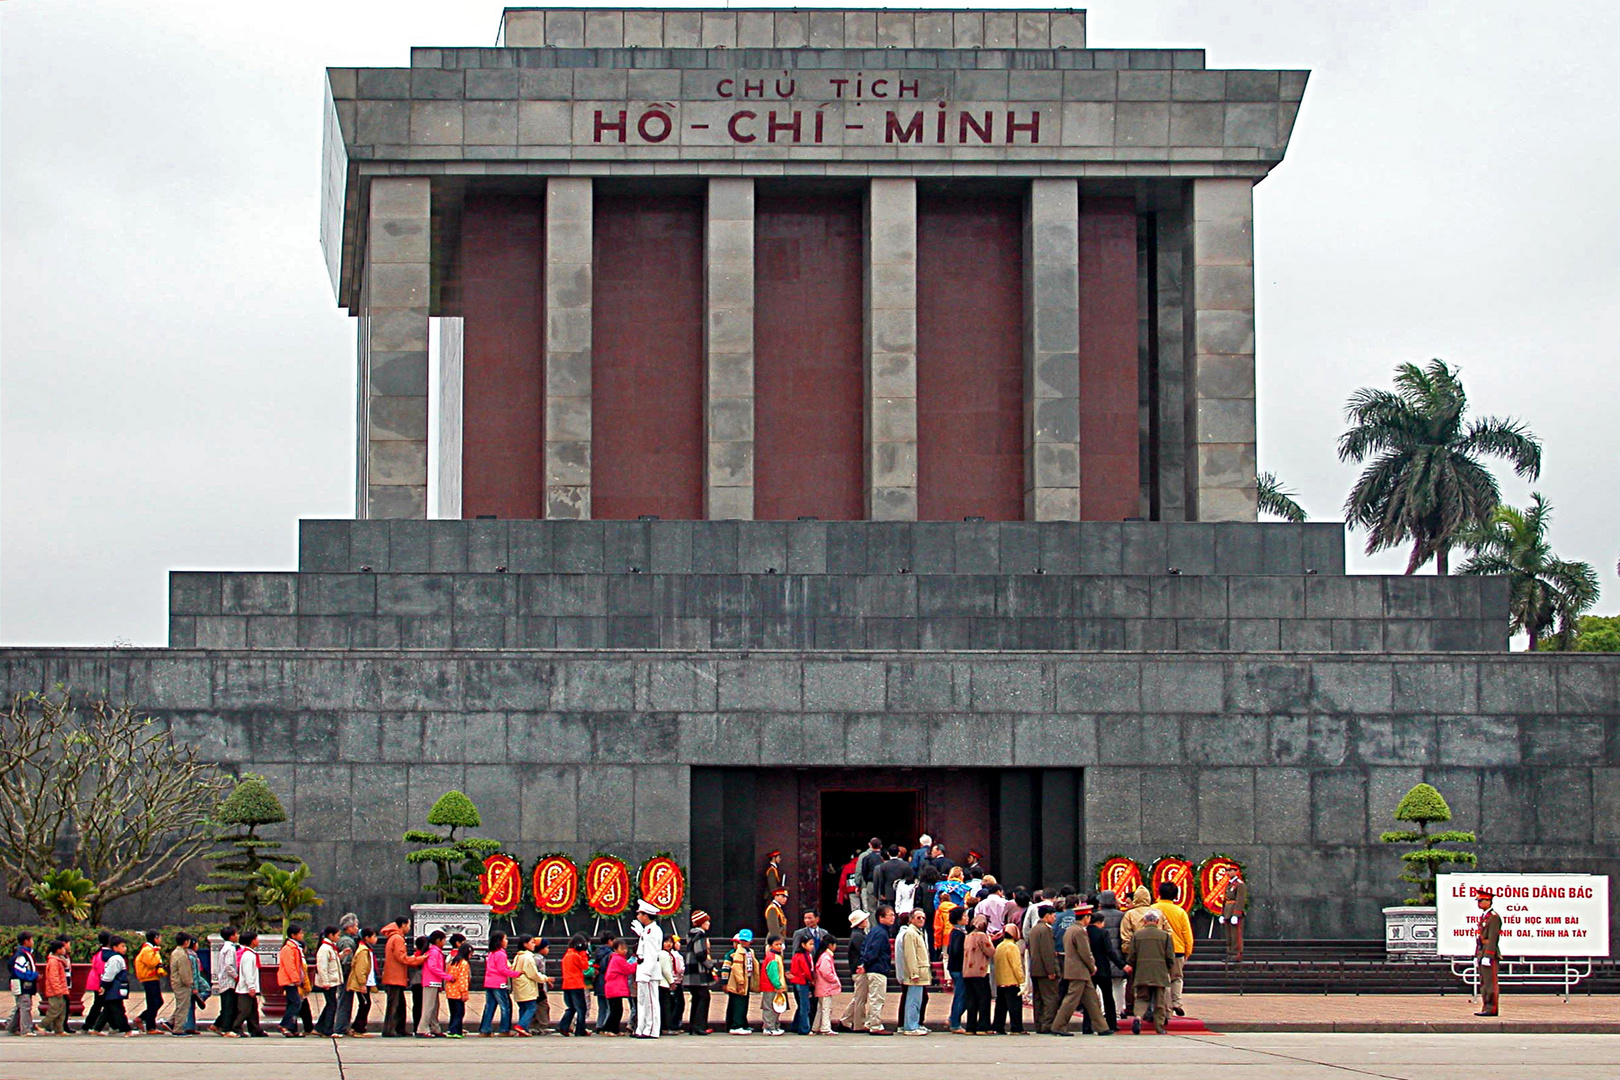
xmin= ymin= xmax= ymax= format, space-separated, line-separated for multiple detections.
xmin=1257 ymin=472 xmax=1307 ymax=522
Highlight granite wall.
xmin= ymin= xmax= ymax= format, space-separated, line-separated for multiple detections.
xmin=2 ymin=648 xmax=1614 ymax=940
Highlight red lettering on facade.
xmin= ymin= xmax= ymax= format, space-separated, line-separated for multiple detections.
xmin=870 ymin=78 xmax=889 ymax=98
xmin=898 ymin=80 xmax=919 ymax=98
xmin=637 ymin=109 xmax=673 ymax=143
xmin=767 ymin=110 xmax=802 ymax=143
xmin=814 ymin=111 xmax=824 ymax=143
xmin=594 ymin=110 xmax=628 ymax=143
xmin=935 ymin=105 xmax=947 ymax=143
xmin=716 ymin=78 xmax=734 ymax=99
xmin=828 ymin=77 xmax=849 ymax=98
xmin=1006 ymin=111 xmax=1041 ymax=144
xmin=743 ymin=79 xmax=765 ymax=98
xmin=728 ymin=110 xmax=757 ymax=143
xmin=960 ymin=112 xmax=994 ymax=143
xmin=775 ymin=79 xmax=796 ymax=98
xmin=886 ymin=111 xmax=923 ymax=143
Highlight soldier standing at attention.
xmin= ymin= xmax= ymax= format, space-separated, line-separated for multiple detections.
xmin=1221 ymin=872 xmax=1249 ymax=962
xmin=763 ymin=851 xmax=785 ymax=904
xmin=1474 ymin=890 xmax=1502 ymax=1016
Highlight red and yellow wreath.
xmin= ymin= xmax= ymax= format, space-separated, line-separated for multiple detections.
xmin=479 ymin=852 xmax=523 ymax=915
xmin=1196 ymin=854 xmax=1246 ymax=916
xmin=585 ymin=854 xmax=632 ymax=917
xmin=1095 ymin=854 xmax=1146 ymax=898
xmin=532 ymin=854 xmax=581 ymax=916
xmin=1149 ymin=855 xmax=1196 ymax=913
xmin=637 ymin=855 xmax=686 ymax=916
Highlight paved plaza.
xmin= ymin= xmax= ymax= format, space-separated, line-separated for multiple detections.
xmin=3 ymin=1031 xmax=1619 ymax=1079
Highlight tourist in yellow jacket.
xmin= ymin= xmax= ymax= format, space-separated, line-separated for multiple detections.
xmin=133 ymin=931 xmax=167 ymax=1033
xmin=991 ymin=923 xmax=1026 ymax=1033
xmin=1151 ymin=882 xmax=1194 ymax=1016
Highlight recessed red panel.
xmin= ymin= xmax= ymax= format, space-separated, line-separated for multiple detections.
xmin=459 ymin=193 xmax=545 ymax=519
xmin=592 ymin=191 xmax=705 ymax=520
xmin=754 ymin=192 xmax=865 ymax=520
xmin=1079 ymin=197 xmax=1141 ymax=521
xmin=916 ymin=191 xmax=1026 ymax=521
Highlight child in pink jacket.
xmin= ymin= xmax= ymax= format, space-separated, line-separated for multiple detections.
xmin=478 ymin=933 xmax=517 ymax=1036
xmin=601 ymin=941 xmax=637 ymax=1035
xmin=811 ymin=940 xmax=840 ymax=1035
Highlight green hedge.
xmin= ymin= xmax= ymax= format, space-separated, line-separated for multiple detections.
xmin=2 ymin=924 xmax=225 ymax=963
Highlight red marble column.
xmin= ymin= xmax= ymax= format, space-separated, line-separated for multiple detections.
xmin=753 ymin=191 xmax=865 ymax=520
xmin=1078 ymin=197 xmax=1141 ymax=520
xmin=916 ymin=191 xmax=1026 ymax=521
xmin=591 ymin=190 xmax=705 ymax=520
xmin=458 ymin=193 xmax=545 ymax=519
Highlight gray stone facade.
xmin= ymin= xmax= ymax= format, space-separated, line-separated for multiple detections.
xmin=2 ymin=645 xmax=1615 ymax=940
xmin=322 ymin=8 xmax=1307 ymax=520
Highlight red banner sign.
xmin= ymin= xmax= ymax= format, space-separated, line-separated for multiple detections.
xmin=532 ymin=856 xmax=580 ymax=916
xmin=479 ymin=853 xmax=522 ymax=915
xmin=1097 ymin=856 xmax=1144 ymax=899
xmin=1198 ymin=856 xmax=1243 ymax=916
xmin=1150 ymin=857 xmax=1196 ymax=913
xmin=638 ymin=857 xmax=685 ymax=916
xmin=586 ymin=856 xmax=631 ymax=917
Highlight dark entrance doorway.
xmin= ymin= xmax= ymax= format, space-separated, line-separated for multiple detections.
xmin=818 ymin=789 xmax=919 ymax=935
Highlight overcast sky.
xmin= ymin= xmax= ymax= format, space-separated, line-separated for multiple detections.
xmin=3 ymin=0 xmax=1617 ymax=646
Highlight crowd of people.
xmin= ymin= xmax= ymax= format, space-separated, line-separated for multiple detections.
xmin=4 ymin=834 xmax=1203 ymax=1041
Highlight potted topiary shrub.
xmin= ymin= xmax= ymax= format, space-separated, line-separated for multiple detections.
xmin=405 ymin=790 xmax=503 ymax=949
xmin=1379 ymin=782 xmax=1477 ymax=955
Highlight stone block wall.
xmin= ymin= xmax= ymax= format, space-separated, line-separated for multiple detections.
xmin=169 ymin=570 xmax=1506 ymax=654
xmin=2 ymin=648 xmax=1614 ymax=940
xmin=294 ymin=519 xmax=1348 ymax=575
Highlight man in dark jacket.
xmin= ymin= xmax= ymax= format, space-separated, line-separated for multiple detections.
xmin=874 ymin=846 xmax=911 ymax=907
xmin=858 ymin=907 xmax=896 ymax=1034
xmin=1025 ymin=905 xmax=1061 ymax=1034
xmin=857 ymin=838 xmax=885 ymax=915
xmin=1086 ymin=912 xmax=1127 ymax=1033
xmin=591 ymin=934 xmax=618 ymax=1032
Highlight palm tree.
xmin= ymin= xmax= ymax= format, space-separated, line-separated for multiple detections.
xmin=1339 ymin=359 xmax=1540 ymax=574
xmin=1257 ymin=472 xmax=1306 ymax=522
xmin=1458 ymin=494 xmax=1600 ymax=649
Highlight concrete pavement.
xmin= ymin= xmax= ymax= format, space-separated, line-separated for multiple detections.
xmin=3 ymin=1031 xmax=1620 ymax=1079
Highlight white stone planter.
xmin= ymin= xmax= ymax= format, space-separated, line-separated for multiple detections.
xmin=1383 ymin=905 xmax=1438 ymax=956
xmin=411 ymin=903 xmax=493 ymax=950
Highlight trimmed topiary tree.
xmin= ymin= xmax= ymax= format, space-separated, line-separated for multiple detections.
xmin=1379 ymin=782 xmax=1477 ymax=905
xmin=189 ymin=774 xmax=301 ymax=930
xmin=405 ymin=790 xmax=503 ymax=903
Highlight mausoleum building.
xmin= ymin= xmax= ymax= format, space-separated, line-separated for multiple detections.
xmin=3 ymin=9 xmax=1616 ymax=947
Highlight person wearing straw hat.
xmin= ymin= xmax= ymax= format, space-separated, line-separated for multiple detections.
xmin=833 ymin=910 xmax=870 ymax=1032
xmin=631 ymin=900 xmax=665 ymax=1039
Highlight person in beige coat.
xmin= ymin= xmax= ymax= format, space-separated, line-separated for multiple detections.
xmin=1025 ymin=906 xmax=1061 ymax=1033
xmin=1050 ymin=908 xmax=1110 ymax=1036
xmin=895 ymin=909 xmax=932 ymax=1035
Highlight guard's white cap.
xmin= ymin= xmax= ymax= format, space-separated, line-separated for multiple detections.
xmin=637 ymin=899 xmax=660 ymax=916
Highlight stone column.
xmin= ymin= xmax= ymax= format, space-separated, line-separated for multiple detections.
xmin=1182 ymin=178 xmax=1258 ymax=521
xmin=1023 ymin=179 xmax=1081 ymax=521
xmin=705 ymin=178 xmax=755 ymax=520
xmin=436 ymin=317 xmax=464 ymax=519
xmin=359 ymin=177 xmax=431 ymax=519
xmin=865 ymin=178 xmax=918 ymax=520
xmin=544 ymin=177 xmax=594 ymax=519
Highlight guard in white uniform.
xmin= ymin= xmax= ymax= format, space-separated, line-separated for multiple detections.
xmin=633 ymin=900 xmax=665 ymax=1038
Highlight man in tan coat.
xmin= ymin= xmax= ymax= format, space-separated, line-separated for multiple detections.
xmin=1050 ymin=905 xmax=1110 ymax=1036
xmin=1124 ymin=910 xmax=1175 ymax=1034
xmin=1116 ymin=885 xmax=1153 ymax=1014
xmin=1025 ymin=906 xmax=1061 ymax=1034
